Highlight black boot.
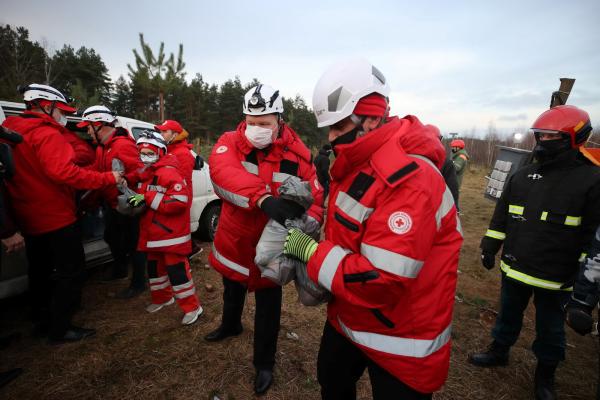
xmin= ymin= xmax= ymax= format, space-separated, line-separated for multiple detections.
xmin=114 ymin=286 xmax=146 ymax=299
xmin=254 ymin=368 xmax=273 ymax=395
xmin=0 ymin=368 xmax=23 ymax=388
xmin=48 ymin=325 xmax=96 ymax=345
xmin=534 ymin=361 xmax=558 ymax=400
xmin=468 ymin=341 xmax=509 ymax=367
xmin=204 ymin=324 xmax=243 ymax=342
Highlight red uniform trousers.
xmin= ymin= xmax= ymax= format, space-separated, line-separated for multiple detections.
xmin=147 ymin=252 xmax=200 ymax=313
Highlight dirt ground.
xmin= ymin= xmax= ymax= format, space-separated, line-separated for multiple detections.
xmin=1 ymin=166 xmax=598 ymax=400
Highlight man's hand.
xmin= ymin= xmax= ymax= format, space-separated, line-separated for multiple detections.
xmin=565 ymin=298 xmax=594 ymax=336
xmin=284 ymin=229 xmax=318 ymax=263
xmin=1 ymin=232 xmax=25 ymax=253
xmin=127 ymin=194 xmax=145 ymax=207
xmin=112 ymin=171 xmax=125 ymax=185
xmin=481 ymin=252 xmax=496 ymax=270
xmin=260 ymin=196 xmax=305 ymax=225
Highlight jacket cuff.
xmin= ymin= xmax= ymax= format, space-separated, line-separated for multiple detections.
xmin=480 ymin=236 xmax=502 ymax=254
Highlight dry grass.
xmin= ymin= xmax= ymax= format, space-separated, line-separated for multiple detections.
xmin=1 ymin=166 xmax=597 ymax=399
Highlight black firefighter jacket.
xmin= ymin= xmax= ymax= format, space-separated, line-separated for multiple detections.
xmin=480 ymin=149 xmax=600 ymax=290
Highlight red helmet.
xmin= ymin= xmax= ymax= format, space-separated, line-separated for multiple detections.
xmin=450 ymin=139 xmax=465 ymax=149
xmin=531 ymin=105 xmax=592 ymax=148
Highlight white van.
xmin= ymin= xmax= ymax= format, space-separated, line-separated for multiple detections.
xmin=0 ymin=101 xmax=221 ymax=298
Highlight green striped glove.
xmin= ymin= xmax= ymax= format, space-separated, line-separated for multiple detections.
xmin=127 ymin=194 xmax=145 ymax=207
xmin=284 ymin=229 xmax=318 ymax=263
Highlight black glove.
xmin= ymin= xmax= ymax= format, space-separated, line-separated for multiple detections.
xmin=565 ymin=298 xmax=594 ymax=336
xmin=481 ymin=252 xmax=496 ymax=270
xmin=260 ymin=196 xmax=305 ymax=225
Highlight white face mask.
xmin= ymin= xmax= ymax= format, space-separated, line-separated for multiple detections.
xmin=58 ymin=114 xmax=68 ymax=126
xmin=244 ymin=125 xmax=274 ymax=149
xmin=140 ymin=153 xmax=159 ymax=166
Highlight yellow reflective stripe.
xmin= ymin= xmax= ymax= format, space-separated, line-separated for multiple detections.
xmin=485 ymin=229 xmax=506 ymax=240
xmin=579 ymin=253 xmax=587 ymax=263
xmin=540 ymin=212 xmax=581 ymax=226
xmin=508 ymin=205 xmax=524 ymax=215
xmin=500 ymin=261 xmax=572 ymax=291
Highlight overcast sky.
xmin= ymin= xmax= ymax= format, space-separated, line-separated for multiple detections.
xmin=2 ymin=0 xmax=599 ymax=136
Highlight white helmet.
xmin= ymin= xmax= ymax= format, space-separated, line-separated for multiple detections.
xmin=136 ymin=130 xmax=167 ymax=153
xmin=79 ymin=105 xmax=117 ymax=126
xmin=19 ymin=83 xmax=76 ymax=112
xmin=312 ymin=58 xmax=390 ymax=127
xmin=243 ymin=84 xmax=284 ymax=115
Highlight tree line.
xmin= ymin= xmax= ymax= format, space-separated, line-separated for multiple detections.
xmin=0 ymin=26 xmax=326 ymax=150
xmin=2 ymin=24 xmax=597 ymax=163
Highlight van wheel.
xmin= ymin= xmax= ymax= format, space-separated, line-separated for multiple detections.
xmin=198 ymin=203 xmax=220 ymax=242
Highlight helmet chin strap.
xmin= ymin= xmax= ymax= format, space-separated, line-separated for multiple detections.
xmin=35 ymin=99 xmax=57 ymax=120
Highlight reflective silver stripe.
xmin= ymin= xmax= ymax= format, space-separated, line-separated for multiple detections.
xmin=211 ymin=244 xmax=250 ymax=276
xmin=150 ymin=193 xmax=164 ymax=210
xmin=272 ymin=172 xmax=294 ymax=183
xmin=147 ymin=184 xmax=166 ymax=193
xmin=212 ymin=182 xmax=250 ymax=208
xmin=409 ymin=154 xmax=439 ymax=173
xmin=565 ymin=216 xmax=582 ymax=226
xmin=435 ymin=186 xmax=455 ymax=230
xmin=172 ymin=280 xmax=194 ymax=292
xmin=360 ymin=243 xmax=424 ymax=279
xmin=149 ymin=276 xmax=168 ymax=284
xmin=338 ymin=317 xmax=452 ymax=358
xmin=170 ymin=194 xmax=188 ymax=202
xmin=175 ymin=287 xmax=196 ymax=299
xmin=456 ymin=215 xmax=463 ymax=237
xmin=335 ymin=191 xmax=374 ymax=223
xmin=318 ymin=246 xmax=349 ymax=290
xmin=146 ymin=234 xmax=191 ymax=248
xmin=150 ymin=281 xmax=171 ymax=291
xmin=241 ymin=161 xmax=258 ymax=175
xmin=409 ymin=155 xmax=456 ymax=231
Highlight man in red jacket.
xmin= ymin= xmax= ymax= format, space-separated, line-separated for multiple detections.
xmin=154 ymin=120 xmax=201 ymax=258
xmin=282 ymin=59 xmax=463 ymax=399
xmin=207 ymin=84 xmax=324 ymax=394
xmin=128 ymin=131 xmax=203 ymax=325
xmin=77 ymin=105 xmax=146 ymax=298
xmin=1 ymin=84 xmax=123 ymax=343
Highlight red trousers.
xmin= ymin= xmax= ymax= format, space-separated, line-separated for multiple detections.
xmin=147 ymin=252 xmax=200 ymax=313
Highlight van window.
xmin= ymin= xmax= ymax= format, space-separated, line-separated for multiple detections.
xmin=131 ymin=127 xmax=158 ymax=140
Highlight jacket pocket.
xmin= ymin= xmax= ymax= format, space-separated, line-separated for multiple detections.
xmin=541 ymin=196 xmax=579 ymax=226
xmin=370 ymin=309 xmax=395 ymax=328
xmin=152 ymin=219 xmax=173 ymax=233
xmin=334 ymin=212 xmax=359 ymax=232
xmin=343 ymin=270 xmax=379 ymax=283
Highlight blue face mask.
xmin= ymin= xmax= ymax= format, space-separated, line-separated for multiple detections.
xmin=140 ymin=153 xmax=159 ymax=166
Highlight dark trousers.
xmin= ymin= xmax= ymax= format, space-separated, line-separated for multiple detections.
xmin=317 ymin=321 xmax=432 ymax=400
xmin=492 ymin=275 xmax=570 ymax=362
xmin=25 ymin=223 xmax=85 ymax=338
xmin=221 ymin=277 xmax=282 ymax=370
xmin=104 ymin=207 xmax=146 ymax=289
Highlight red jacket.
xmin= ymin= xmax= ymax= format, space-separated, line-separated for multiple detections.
xmin=1 ymin=111 xmax=117 ymax=235
xmin=136 ymin=154 xmax=191 ymax=255
xmin=307 ymin=116 xmax=462 ymax=393
xmin=167 ymin=139 xmax=195 ymax=194
xmin=63 ymin=130 xmax=95 ymax=167
xmin=209 ymin=122 xmax=324 ymax=291
xmin=91 ymin=128 xmax=143 ymax=209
